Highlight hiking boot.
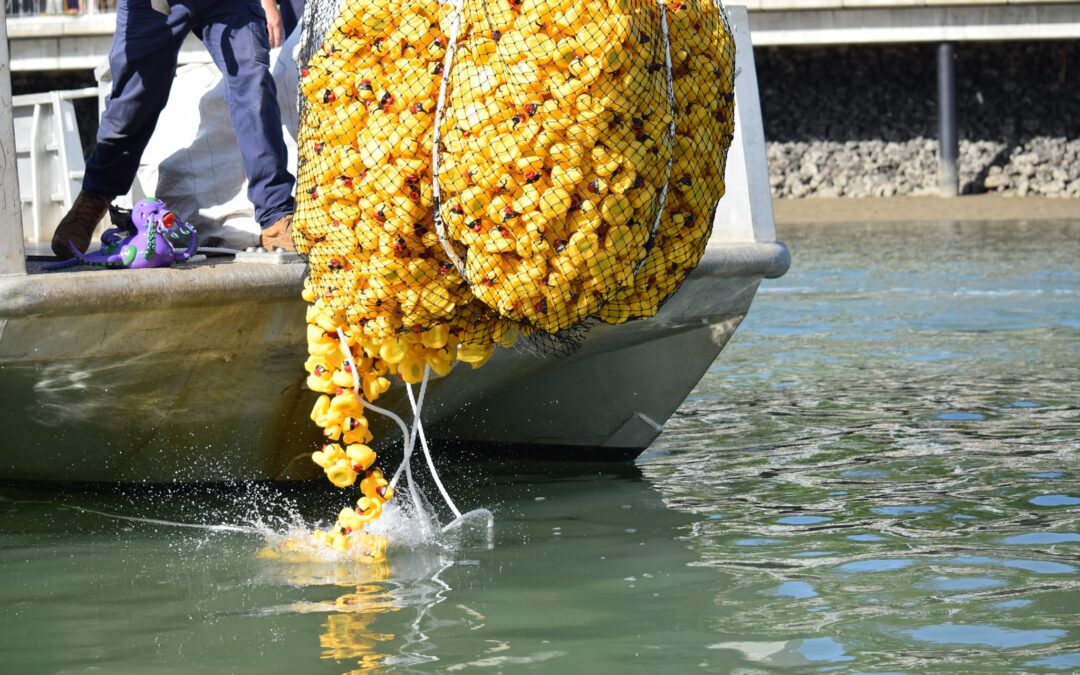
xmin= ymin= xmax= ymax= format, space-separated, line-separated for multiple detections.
xmin=259 ymin=213 xmax=296 ymax=252
xmin=51 ymin=191 xmax=111 ymax=259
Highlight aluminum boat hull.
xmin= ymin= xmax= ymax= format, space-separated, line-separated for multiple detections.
xmin=0 ymin=242 xmax=787 ymax=481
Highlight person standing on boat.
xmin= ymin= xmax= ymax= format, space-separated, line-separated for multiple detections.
xmin=52 ymin=0 xmax=298 ymax=258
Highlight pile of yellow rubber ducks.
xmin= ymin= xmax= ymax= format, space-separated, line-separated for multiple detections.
xmin=291 ymin=0 xmax=735 ymax=550
xmin=435 ymin=0 xmax=672 ymax=332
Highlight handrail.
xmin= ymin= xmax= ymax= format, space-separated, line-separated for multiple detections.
xmin=12 ymin=86 xmax=99 ymax=105
xmin=28 ymin=103 xmax=42 ymax=243
xmin=1 ymin=1 xmax=28 ymax=276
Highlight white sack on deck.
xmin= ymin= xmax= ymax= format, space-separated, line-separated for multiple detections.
xmin=125 ymin=28 xmax=301 ymax=248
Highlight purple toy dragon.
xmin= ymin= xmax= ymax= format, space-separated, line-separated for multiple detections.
xmin=47 ymin=198 xmax=198 ymax=270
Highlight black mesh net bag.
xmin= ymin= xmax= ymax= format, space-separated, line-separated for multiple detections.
xmin=431 ymin=0 xmax=675 ymax=334
xmin=287 ymin=0 xmax=736 ymax=544
xmin=598 ymin=0 xmax=736 ymax=323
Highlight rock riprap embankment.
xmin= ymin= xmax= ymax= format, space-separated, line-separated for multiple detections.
xmin=757 ymin=43 xmax=1080 ymax=198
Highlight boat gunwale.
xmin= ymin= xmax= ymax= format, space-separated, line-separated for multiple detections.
xmin=0 ymin=241 xmax=789 ymax=319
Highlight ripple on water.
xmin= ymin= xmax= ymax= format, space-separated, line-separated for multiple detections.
xmin=951 ymin=556 xmax=1077 ymax=575
xmin=835 ymin=559 xmax=914 ymax=573
xmin=848 ymin=534 xmax=887 ymax=542
xmin=871 ymin=505 xmax=941 ymax=516
xmin=906 ymin=623 xmax=1066 ymax=649
xmin=936 ymin=412 xmax=986 ymax=421
xmin=840 ymin=469 xmax=887 ymax=479
xmin=1030 ymin=494 xmax=1080 ymax=507
xmin=797 ymin=637 xmax=852 ymax=662
xmin=1025 ymin=653 xmax=1080 ymax=670
xmin=777 ymin=515 xmax=833 ymax=525
xmin=924 ymin=576 xmax=1007 ymax=592
xmin=993 ymin=599 xmax=1034 ymax=610
xmin=638 ymin=221 xmax=1080 ymax=673
xmin=735 ymin=538 xmax=785 ymax=546
xmin=1000 ymin=532 xmax=1080 ymax=545
xmin=774 ymin=581 xmax=817 ymax=598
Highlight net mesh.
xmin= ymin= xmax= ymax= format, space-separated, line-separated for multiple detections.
xmin=289 ymin=0 xmax=735 ymax=549
xmin=598 ymin=0 xmax=735 ymax=322
xmin=432 ymin=0 xmax=674 ymax=333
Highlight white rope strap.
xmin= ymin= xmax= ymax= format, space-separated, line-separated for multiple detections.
xmin=407 ymin=376 xmax=463 ymax=519
xmin=336 ymin=328 xmax=462 ymax=524
xmin=431 ymin=0 xmax=468 ymax=277
xmin=336 ymin=328 xmax=425 ymax=518
xmin=636 ymin=0 xmax=678 ymax=273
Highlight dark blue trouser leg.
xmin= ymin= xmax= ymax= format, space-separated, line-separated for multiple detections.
xmin=280 ymin=0 xmax=304 ymax=37
xmin=83 ymin=0 xmax=193 ymax=198
xmin=199 ymin=0 xmax=296 ymax=228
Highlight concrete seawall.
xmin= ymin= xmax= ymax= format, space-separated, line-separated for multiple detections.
xmin=17 ymin=40 xmax=1078 ymax=203
xmin=758 ymin=41 xmax=1080 ymax=199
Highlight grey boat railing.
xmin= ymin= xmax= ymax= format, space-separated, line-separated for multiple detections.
xmin=12 ymin=87 xmax=98 ymax=245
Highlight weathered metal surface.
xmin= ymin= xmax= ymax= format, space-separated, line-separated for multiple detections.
xmin=712 ymin=6 xmax=777 ymax=245
xmin=1 ymin=2 xmax=26 ymax=276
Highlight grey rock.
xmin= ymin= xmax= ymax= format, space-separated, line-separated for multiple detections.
xmin=757 ymin=42 xmax=1079 ymax=200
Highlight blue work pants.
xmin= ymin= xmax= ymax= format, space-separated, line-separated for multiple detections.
xmin=84 ymin=0 xmax=295 ymax=229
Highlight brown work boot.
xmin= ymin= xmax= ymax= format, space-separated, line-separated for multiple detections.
xmin=259 ymin=213 xmax=295 ymax=252
xmin=51 ymin=191 xmax=111 ymax=259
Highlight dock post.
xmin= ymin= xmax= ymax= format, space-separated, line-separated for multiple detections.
xmin=1 ymin=3 xmax=27 ymax=275
xmin=937 ymin=42 xmax=959 ymax=197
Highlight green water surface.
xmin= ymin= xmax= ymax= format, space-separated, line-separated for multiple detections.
xmin=2 ymin=220 xmax=1078 ymax=673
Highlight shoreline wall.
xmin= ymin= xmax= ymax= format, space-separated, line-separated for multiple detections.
xmin=12 ymin=42 xmax=1080 ymax=200
xmin=756 ymin=42 xmax=1080 ymax=199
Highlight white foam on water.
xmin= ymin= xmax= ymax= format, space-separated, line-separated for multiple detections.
xmin=258 ymin=499 xmax=492 ymax=564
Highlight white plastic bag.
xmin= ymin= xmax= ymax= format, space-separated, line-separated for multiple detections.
xmin=123 ymin=28 xmax=302 ymax=248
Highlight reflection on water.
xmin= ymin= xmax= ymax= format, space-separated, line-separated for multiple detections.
xmin=0 ymin=221 xmax=1077 ymax=673
xmin=257 ymin=540 xmax=400 ymax=668
xmin=641 ymin=220 xmax=1080 ymax=672
xmin=260 ymin=522 xmax=493 ymax=670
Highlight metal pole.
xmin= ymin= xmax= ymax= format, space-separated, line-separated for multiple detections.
xmin=937 ymin=42 xmax=959 ymax=197
xmin=1 ymin=2 xmax=28 ymax=275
